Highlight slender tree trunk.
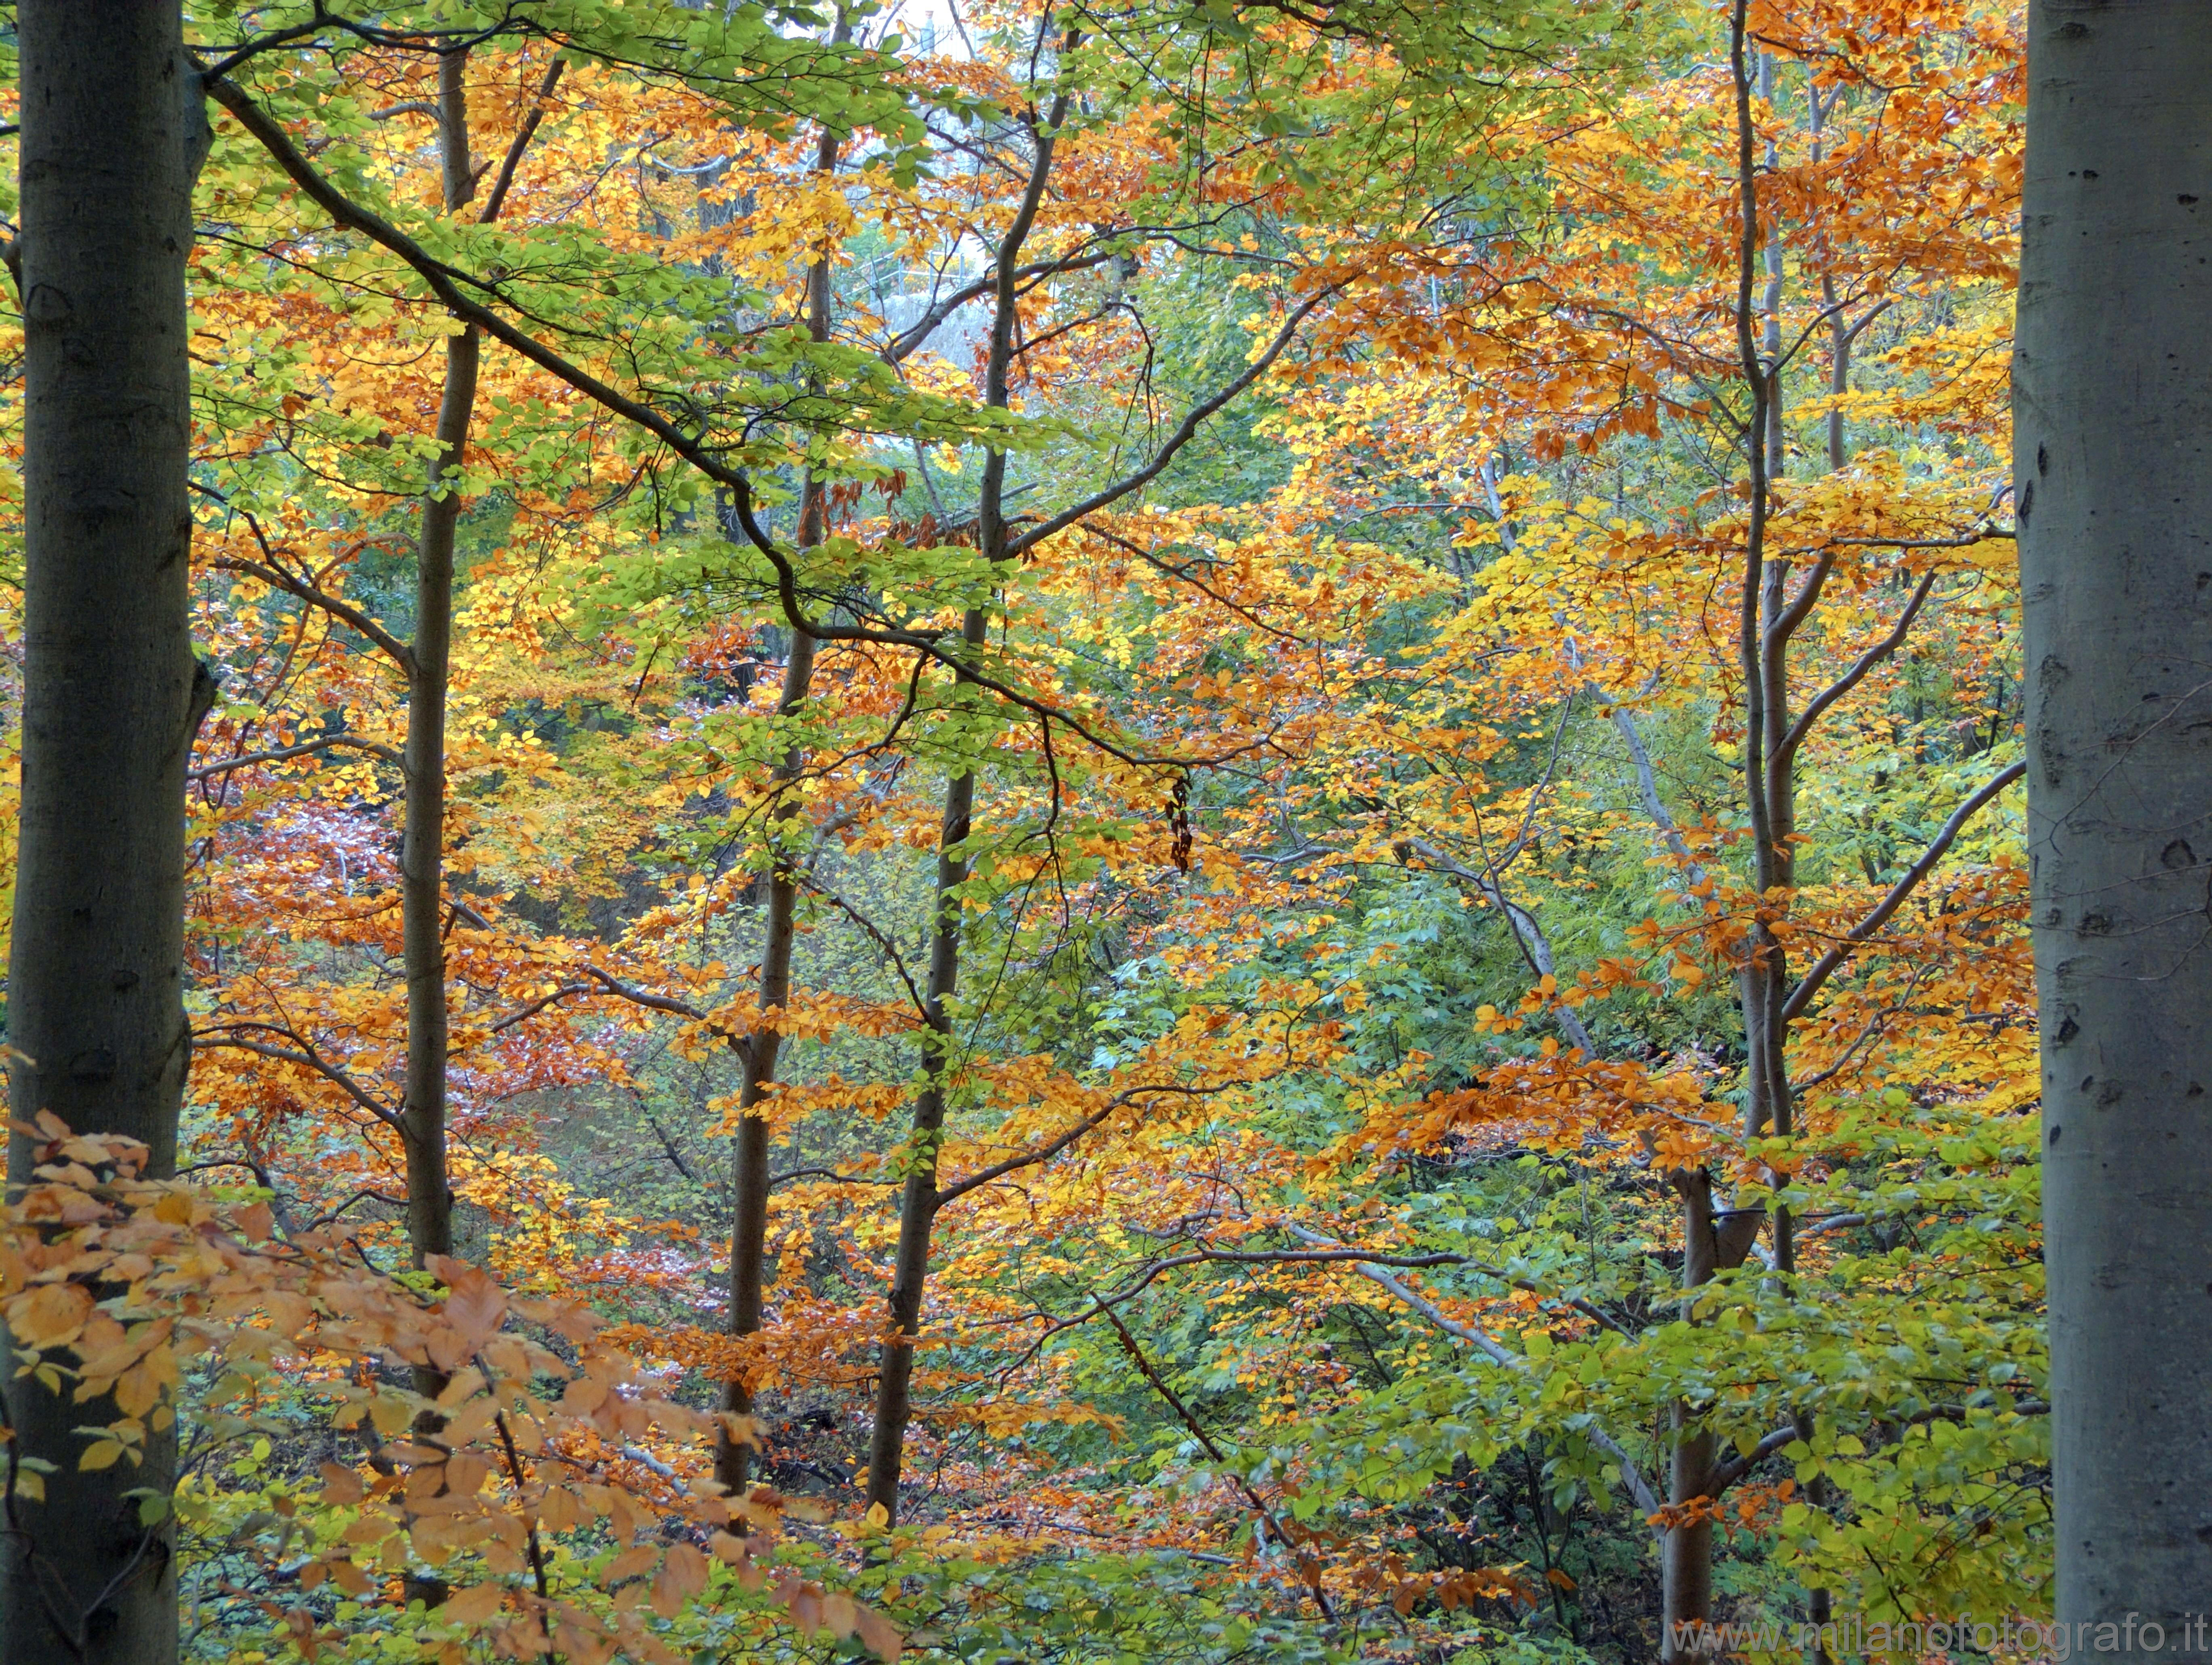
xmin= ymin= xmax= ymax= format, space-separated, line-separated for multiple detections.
xmin=1797 ymin=69 xmax=1844 ymax=1665
xmin=862 ymin=692 xmax=981 ymax=1519
xmin=401 ymin=50 xmax=482 ymax=1279
xmin=1657 ymin=1176 xmax=1763 ymax=1663
xmin=2018 ymin=2 xmax=2212 ymax=1646
xmin=864 ymin=74 xmax=1069 ymax=1520
xmin=712 ymin=599 xmax=818 ymax=1492
xmin=1666 ymin=18 xmax=1794 ymax=1653
xmin=2 ymin=4 xmax=204 ymax=1661
xmin=711 ymin=81 xmax=844 ymax=1495
xmin=1660 ymin=1169 xmax=1718 ymax=1662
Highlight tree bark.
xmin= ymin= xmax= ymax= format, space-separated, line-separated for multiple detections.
xmin=864 ymin=67 xmax=1070 ymax=1520
xmin=712 ymin=74 xmax=844 ymax=1497
xmin=3 ymin=3 xmax=203 ymax=1661
xmin=711 ymin=591 xmax=817 ymax=1495
xmin=400 ymin=49 xmax=481 ymax=1281
xmin=862 ymin=703 xmax=981 ymax=1520
xmin=1658 ymin=1172 xmax=1764 ymax=1662
xmin=2018 ymin=1 xmax=2212 ymax=1646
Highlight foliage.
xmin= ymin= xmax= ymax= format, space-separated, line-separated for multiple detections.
xmin=0 ymin=0 xmax=2041 ymax=1659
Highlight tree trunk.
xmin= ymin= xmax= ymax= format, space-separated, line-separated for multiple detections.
xmin=713 ymin=101 xmax=842 ymax=1499
xmin=712 ymin=607 xmax=817 ymax=1493
xmin=862 ymin=660 xmax=982 ymax=1520
xmin=861 ymin=71 xmax=1069 ymax=1522
xmin=3 ymin=3 xmax=203 ymax=1661
xmin=399 ymin=327 xmax=476 ymax=1272
xmin=400 ymin=50 xmax=482 ymax=1282
xmin=1657 ymin=1173 xmax=1765 ymax=1661
xmin=1659 ymin=14 xmax=1791 ymax=1651
xmin=2018 ymin=1 xmax=2212 ymax=1645
xmin=1660 ymin=1170 xmax=1719 ymax=1663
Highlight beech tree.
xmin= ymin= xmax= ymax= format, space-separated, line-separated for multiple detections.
xmin=4 ymin=2 xmax=201 ymax=1661
xmin=0 ymin=2 xmax=2072 ymax=1660
xmin=2018 ymin=0 xmax=2212 ymax=1646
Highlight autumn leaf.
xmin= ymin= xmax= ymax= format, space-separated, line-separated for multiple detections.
xmin=439 ymin=1584 xmax=507 ymax=1625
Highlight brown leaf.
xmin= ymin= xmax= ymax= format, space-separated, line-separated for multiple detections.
xmin=661 ymin=1543 xmax=708 ymax=1600
xmin=854 ymin=1604 xmax=903 ymax=1663
xmin=440 ymin=1583 xmax=507 ymax=1625
xmin=428 ymin=1256 xmax=508 ymax=1348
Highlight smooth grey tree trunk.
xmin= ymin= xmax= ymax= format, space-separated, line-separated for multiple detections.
xmin=2018 ymin=1 xmax=2212 ymax=1646
xmin=3 ymin=3 xmax=203 ymax=1661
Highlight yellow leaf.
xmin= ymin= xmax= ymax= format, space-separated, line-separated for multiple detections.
xmin=80 ymin=1439 xmax=126 ymax=1470
xmin=11 ymin=1282 xmax=92 ymax=1349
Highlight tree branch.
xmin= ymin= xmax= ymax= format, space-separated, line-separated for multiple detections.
xmin=193 ymin=479 xmax=418 ymax=673
xmin=194 ymin=1023 xmax=405 ymax=1128
xmin=1780 ymin=760 xmax=2024 ymax=1022
xmin=1087 ymin=1295 xmax=1336 ymax=1621
xmin=1608 ymin=704 xmax=1710 ymax=894
xmin=190 ymin=733 xmax=403 ymax=781
xmin=1285 ymin=1230 xmax=1661 ymax=1531
xmin=884 ymin=252 xmax=1116 ymax=363
xmin=1401 ymin=838 xmax=1598 ymax=1056
xmin=477 ymin=59 xmax=565 ymax=226
xmin=213 ymin=554 xmax=417 ymax=677
xmin=1005 ymin=284 xmax=1336 ymax=558
xmin=1773 ymin=569 xmax=1936 ymax=774
xmin=1706 ymin=1423 xmax=1801 ymax=1492
xmin=479 ymin=982 xmax=593 ymax=1038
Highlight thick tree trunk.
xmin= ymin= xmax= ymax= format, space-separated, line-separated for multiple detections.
xmin=2 ymin=4 xmax=203 ymax=1661
xmin=400 ymin=51 xmax=481 ymax=1279
xmin=2018 ymin=2 xmax=2212 ymax=1645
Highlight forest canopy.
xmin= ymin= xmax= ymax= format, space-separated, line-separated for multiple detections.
xmin=0 ymin=1 xmax=2045 ymax=1661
